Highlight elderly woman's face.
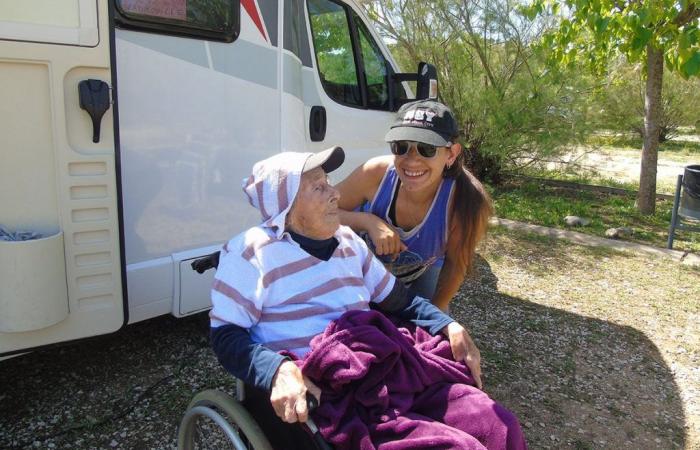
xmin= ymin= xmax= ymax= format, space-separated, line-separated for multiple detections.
xmin=286 ymin=167 xmax=341 ymax=240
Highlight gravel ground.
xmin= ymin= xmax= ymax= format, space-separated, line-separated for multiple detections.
xmin=1 ymin=227 xmax=698 ymax=449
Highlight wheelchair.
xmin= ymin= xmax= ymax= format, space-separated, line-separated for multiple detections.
xmin=178 ymin=252 xmax=332 ymax=450
xmin=177 ymin=381 xmax=331 ymax=450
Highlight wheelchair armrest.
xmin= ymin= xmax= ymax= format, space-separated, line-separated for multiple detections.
xmin=191 ymin=251 xmax=221 ymax=274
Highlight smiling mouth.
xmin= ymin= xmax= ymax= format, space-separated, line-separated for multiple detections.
xmin=403 ymin=169 xmax=427 ymax=178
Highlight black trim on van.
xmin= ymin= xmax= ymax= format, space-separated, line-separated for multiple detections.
xmin=109 ymin=0 xmax=130 ymax=332
xmin=113 ymin=0 xmax=241 ymax=43
xmin=346 ymin=4 xmax=369 ymax=109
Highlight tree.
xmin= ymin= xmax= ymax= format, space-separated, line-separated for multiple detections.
xmin=362 ymin=0 xmax=596 ymax=183
xmin=594 ymin=59 xmax=700 ymax=142
xmin=525 ymin=0 xmax=700 ymax=214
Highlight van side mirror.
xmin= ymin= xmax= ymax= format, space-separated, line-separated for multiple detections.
xmin=415 ymin=62 xmax=438 ymax=100
xmin=389 ymin=62 xmax=438 ymax=111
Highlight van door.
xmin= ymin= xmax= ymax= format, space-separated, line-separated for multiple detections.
xmin=0 ymin=0 xmax=124 ymax=355
xmin=304 ymin=0 xmax=408 ymax=176
xmin=112 ymin=0 xmax=280 ymax=321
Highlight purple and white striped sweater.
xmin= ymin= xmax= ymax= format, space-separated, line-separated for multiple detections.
xmin=211 ymin=225 xmax=395 ymax=356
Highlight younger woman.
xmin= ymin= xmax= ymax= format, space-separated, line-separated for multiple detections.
xmin=336 ymin=100 xmax=492 ymax=311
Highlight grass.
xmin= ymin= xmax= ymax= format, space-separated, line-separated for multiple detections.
xmin=489 ymin=179 xmax=700 ymax=253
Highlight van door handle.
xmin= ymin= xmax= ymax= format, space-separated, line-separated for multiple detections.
xmin=309 ymin=105 xmax=326 ymax=142
xmin=78 ymin=79 xmax=111 ymax=143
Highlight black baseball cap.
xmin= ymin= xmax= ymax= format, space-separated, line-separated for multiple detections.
xmin=385 ymin=100 xmax=458 ymax=147
xmin=302 ymin=146 xmax=345 ymax=174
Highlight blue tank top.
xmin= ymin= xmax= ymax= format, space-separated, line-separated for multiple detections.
xmin=361 ymin=164 xmax=455 ymax=284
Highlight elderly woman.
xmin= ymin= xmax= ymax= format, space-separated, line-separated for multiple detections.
xmin=209 ymin=147 xmax=526 ymax=450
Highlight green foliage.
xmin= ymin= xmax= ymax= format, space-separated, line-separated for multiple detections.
xmin=309 ymin=3 xmax=358 ymax=85
xmin=590 ymin=59 xmax=700 ymax=140
xmin=524 ymin=1 xmax=700 ymax=78
xmin=524 ymin=0 xmax=700 ymax=214
xmin=363 ymin=0 xmax=599 ymax=181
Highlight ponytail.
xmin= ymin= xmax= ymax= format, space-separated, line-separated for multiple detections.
xmin=443 ymin=145 xmax=493 ymax=274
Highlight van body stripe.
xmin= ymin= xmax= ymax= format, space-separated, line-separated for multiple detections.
xmin=242 ymin=0 xmax=268 ymax=42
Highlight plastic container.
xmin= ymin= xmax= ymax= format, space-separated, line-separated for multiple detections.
xmin=0 ymin=231 xmax=69 ymax=333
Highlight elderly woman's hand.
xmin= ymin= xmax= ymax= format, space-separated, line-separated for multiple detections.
xmin=443 ymin=321 xmax=483 ymax=390
xmin=270 ymin=360 xmax=321 ymax=423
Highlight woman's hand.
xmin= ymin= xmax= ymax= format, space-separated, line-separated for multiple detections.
xmin=366 ymin=216 xmax=407 ymax=258
xmin=270 ymin=361 xmax=322 ymax=423
xmin=443 ymin=321 xmax=483 ymax=390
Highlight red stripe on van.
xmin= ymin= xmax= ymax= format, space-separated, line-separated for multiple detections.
xmin=242 ymin=0 xmax=268 ymax=42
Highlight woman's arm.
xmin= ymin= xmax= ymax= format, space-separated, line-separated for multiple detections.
xmin=210 ymin=324 xmax=286 ymax=390
xmin=335 ymin=155 xmax=390 ymax=211
xmin=337 ymin=209 xmax=380 ymax=233
xmin=336 ymin=156 xmax=405 ymax=255
xmin=431 ymin=219 xmax=469 ymax=311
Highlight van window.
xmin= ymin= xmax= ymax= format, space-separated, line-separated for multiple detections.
xmin=307 ymin=0 xmax=362 ymax=107
xmin=115 ymin=0 xmax=240 ymax=42
xmin=352 ymin=11 xmax=388 ymax=109
xmin=307 ymin=1 xmax=407 ymax=110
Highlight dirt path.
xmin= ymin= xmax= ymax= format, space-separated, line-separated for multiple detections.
xmin=548 ymin=135 xmax=699 ymax=193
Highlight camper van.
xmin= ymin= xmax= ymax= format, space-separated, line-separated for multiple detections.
xmin=0 ymin=0 xmax=437 ymax=356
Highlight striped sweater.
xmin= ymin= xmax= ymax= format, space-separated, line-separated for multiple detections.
xmin=210 ymin=225 xmax=395 ymax=356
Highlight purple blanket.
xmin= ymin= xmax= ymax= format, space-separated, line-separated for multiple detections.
xmin=299 ymin=310 xmax=527 ymax=450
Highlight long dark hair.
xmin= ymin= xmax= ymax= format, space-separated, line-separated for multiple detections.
xmin=443 ymin=142 xmax=493 ymax=274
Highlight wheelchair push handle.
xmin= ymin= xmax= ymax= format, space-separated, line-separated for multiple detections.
xmin=304 ymin=392 xmax=332 ymax=450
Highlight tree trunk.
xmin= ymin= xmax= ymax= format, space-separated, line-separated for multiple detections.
xmin=637 ymin=45 xmax=663 ymax=214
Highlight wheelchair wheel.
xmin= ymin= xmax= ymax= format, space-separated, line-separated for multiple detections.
xmin=177 ymin=389 xmax=273 ymax=450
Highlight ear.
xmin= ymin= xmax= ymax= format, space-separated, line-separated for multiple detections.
xmin=447 ymin=142 xmax=462 ymax=165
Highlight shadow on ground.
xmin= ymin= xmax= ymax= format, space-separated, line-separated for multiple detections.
xmin=455 ymin=254 xmax=687 ymax=449
xmin=0 ymin=253 xmax=689 ymax=449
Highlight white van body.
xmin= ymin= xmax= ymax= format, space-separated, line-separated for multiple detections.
xmin=0 ymin=0 xmax=424 ymax=356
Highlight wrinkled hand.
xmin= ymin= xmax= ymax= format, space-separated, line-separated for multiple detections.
xmin=367 ymin=217 xmax=407 ymax=258
xmin=444 ymin=322 xmax=483 ymax=390
xmin=270 ymin=361 xmax=321 ymax=423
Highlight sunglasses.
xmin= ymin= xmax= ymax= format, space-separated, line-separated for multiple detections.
xmin=390 ymin=141 xmax=450 ymax=158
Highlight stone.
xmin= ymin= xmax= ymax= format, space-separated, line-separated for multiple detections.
xmin=605 ymin=227 xmax=633 ymax=239
xmin=618 ymin=226 xmax=633 ymax=236
xmin=605 ymin=228 xmax=620 ymax=239
xmin=564 ymin=215 xmax=590 ymax=226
